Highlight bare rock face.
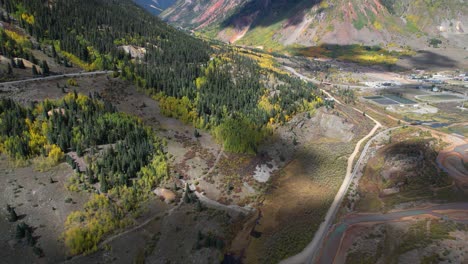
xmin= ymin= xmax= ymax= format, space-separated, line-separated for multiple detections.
xmin=119 ymin=45 xmax=147 ymax=59
xmin=154 ymin=187 xmax=176 ymax=203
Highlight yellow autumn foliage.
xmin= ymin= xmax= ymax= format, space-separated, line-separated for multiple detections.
xmin=4 ymin=29 xmax=31 ymax=48
xmin=25 ymin=118 xmax=47 ymax=155
xmin=258 ymin=95 xmax=275 ymax=113
xmin=64 ymin=194 xmax=129 ymax=255
xmin=47 ymin=144 xmax=64 ymax=163
xmin=21 ymin=13 xmax=35 ymax=24
xmin=373 ymin=21 xmax=383 ymax=30
xmin=156 ymin=95 xmax=197 ymax=124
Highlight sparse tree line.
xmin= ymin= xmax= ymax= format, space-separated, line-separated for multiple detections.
xmin=5 ymin=204 xmax=44 ymax=257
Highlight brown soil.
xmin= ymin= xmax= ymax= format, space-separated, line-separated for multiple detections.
xmin=0 ymin=156 xmax=89 ymax=263
xmin=232 ymin=105 xmax=370 ymax=263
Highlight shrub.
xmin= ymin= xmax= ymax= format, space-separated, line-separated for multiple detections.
xmin=67 ymin=78 xmax=78 ymax=86
xmin=32 ymin=246 xmax=43 ymax=257
xmin=16 ymin=222 xmax=30 ymax=239
xmin=48 ymin=144 xmax=64 ymax=163
xmin=63 ymin=194 xmax=128 ymax=255
xmin=8 ymin=207 xmax=18 ymax=222
xmin=429 ymin=38 xmax=442 ymax=48
xmin=64 ymin=226 xmax=99 ymax=255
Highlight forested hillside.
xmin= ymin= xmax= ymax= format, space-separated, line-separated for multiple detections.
xmin=0 ymin=0 xmax=322 ymax=153
xmin=0 ymin=93 xmax=169 ymax=254
xmin=0 ymin=0 xmax=323 ymax=255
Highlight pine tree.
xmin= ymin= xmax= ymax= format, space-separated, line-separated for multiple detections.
xmin=76 ymin=144 xmax=83 ymax=157
xmin=183 ymin=183 xmax=191 ymax=203
xmin=51 ymin=45 xmax=57 ymax=58
xmin=7 ymin=63 xmax=13 ymax=75
xmin=41 ymin=60 xmax=49 ymax=75
xmin=8 ymin=206 xmax=18 ymax=222
xmin=194 ymin=129 xmax=200 ymax=138
xmin=17 ymin=59 xmax=25 ymax=69
xmin=196 ymin=199 xmax=203 ymax=212
xmin=16 ymin=223 xmax=27 ymax=239
xmin=100 ymin=175 xmax=108 ymax=193
xmin=216 ymin=238 xmax=224 ymax=249
xmin=25 ymin=228 xmax=34 ymax=246
xmin=32 ymin=65 xmax=38 ymax=75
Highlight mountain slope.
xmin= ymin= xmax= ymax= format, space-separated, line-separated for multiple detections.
xmin=161 ymin=0 xmax=468 ymax=50
xmin=0 ymin=0 xmax=325 ymax=258
xmin=0 ymin=0 xmax=322 ymax=153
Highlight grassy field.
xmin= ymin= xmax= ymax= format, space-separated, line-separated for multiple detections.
xmin=440 ymin=125 xmax=468 ymax=138
xmin=244 ymin=139 xmax=354 ymax=263
xmin=346 ymin=219 xmax=468 ymax=264
xmin=417 ymin=94 xmax=465 ymax=102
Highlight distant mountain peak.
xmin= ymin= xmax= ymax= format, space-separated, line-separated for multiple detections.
xmin=159 ymin=0 xmax=468 ymax=50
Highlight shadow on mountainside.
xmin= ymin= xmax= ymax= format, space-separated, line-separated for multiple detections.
xmin=397 ymin=50 xmax=461 ymax=71
xmin=291 ymin=43 xmax=408 ymax=70
xmin=290 ymin=44 xmax=462 ymax=71
xmin=221 ymin=0 xmax=323 ymax=30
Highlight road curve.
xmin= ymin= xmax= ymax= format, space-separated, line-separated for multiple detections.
xmin=319 ymin=203 xmax=468 ymax=264
xmin=0 ymin=71 xmax=111 ymax=86
xmin=281 ymin=66 xmax=383 ymax=264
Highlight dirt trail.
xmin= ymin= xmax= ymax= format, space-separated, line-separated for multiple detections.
xmin=186 ymin=148 xmax=254 ymax=216
xmin=65 ymin=150 xmax=230 ymax=263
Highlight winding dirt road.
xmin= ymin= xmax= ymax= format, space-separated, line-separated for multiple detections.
xmin=318 ymin=203 xmax=468 ymax=264
xmin=0 ymin=71 xmax=111 ymax=87
xmin=283 ymin=66 xmax=468 ymax=264
xmin=281 ymin=67 xmax=383 ymax=264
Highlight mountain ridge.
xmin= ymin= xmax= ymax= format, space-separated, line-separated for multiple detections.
xmin=134 ymin=0 xmax=177 ymax=15
xmin=160 ymin=0 xmax=468 ymax=51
